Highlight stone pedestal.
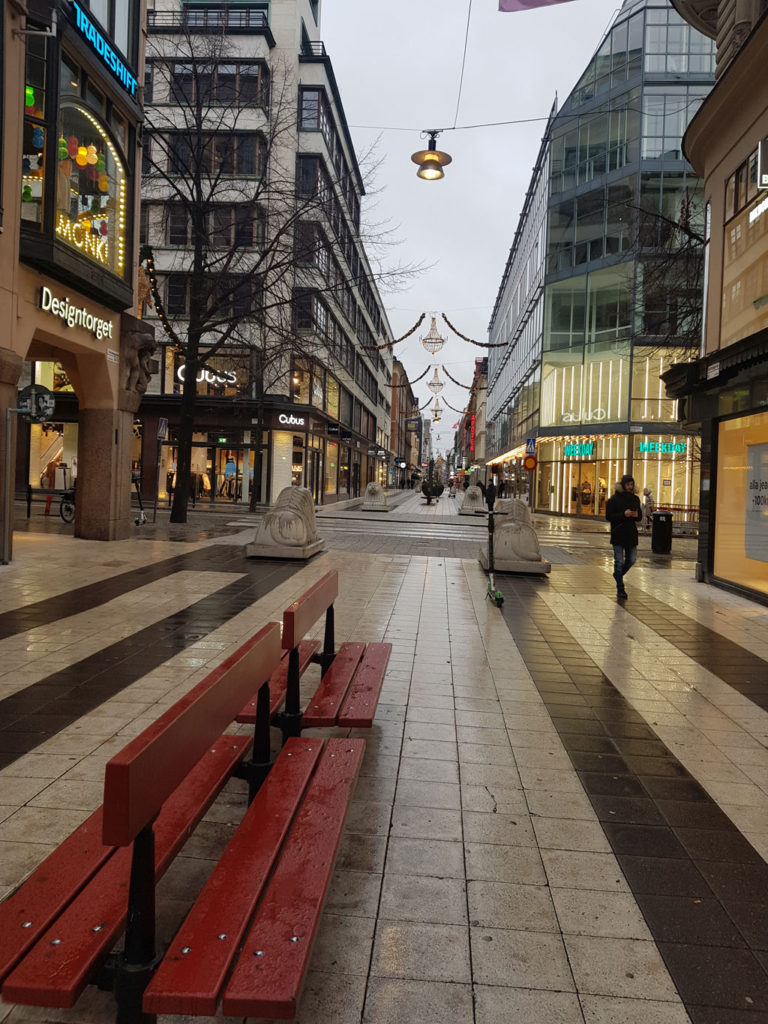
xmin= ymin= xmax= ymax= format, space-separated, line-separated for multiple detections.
xmin=480 ymin=498 xmax=551 ymax=574
xmin=459 ymin=485 xmax=485 ymax=515
xmin=361 ymin=481 xmax=389 ymax=511
xmin=246 ymin=486 xmax=325 ymax=560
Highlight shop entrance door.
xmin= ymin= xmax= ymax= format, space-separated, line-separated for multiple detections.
xmin=351 ymin=461 xmax=360 ymax=498
xmin=577 ymin=463 xmax=596 ymax=515
xmin=306 ymin=449 xmax=322 ymax=504
xmin=567 ymin=462 xmax=597 ymax=515
xmin=213 ymin=449 xmax=242 ymax=502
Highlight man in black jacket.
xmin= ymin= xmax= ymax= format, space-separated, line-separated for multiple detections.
xmin=605 ymin=474 xmax=641 ymax=599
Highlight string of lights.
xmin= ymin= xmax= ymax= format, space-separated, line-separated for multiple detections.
xmin=441 ymin=397 xmax=469 ymax=415
xmin=363 ymin=313 xmax=425 ymax=350
xmin=441 ymin=364 xmax=486 ymax=391
xmin=144 ymin=250 xmax=182 ymax=350
xmin=442 ymin=313 xmax=507 ymax=348
xmin=392 ymin=364 xmax=431 ymax=387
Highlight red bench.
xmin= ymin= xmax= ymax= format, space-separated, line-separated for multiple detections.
xmin=236 ymin=570 xmax=392 ymax=744
xmin=0 ymin=621 xmax=364 ymax=1022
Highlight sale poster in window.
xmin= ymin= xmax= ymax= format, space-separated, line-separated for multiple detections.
xmin=746 ymin=442 xmax=768 ymax=562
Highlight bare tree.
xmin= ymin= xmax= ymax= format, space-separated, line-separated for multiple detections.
xmin=142 ymin=25 xmax=420 ymax=521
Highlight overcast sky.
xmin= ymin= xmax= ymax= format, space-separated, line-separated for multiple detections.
xmin=320 ymin=0 xmax=619 ymax=453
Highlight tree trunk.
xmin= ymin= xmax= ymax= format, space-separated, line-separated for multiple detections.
xmin=170 ymin=356 xmax=197 ymax=523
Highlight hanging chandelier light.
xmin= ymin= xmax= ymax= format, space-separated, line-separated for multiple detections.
xmin=427 ymin=368 xmax=444 ymax=394
xmin=421 ymin=317 xmax=445 ymax=355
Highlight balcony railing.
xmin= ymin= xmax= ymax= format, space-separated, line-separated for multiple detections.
xmin=300 ymin=40 xmax=327 ymax=58
xmin=147 ymin=9 xmax=271 ymax=33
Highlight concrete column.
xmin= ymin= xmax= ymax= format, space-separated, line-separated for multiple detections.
xmin=0 ymin=349 xmax=24 ymax=561
xmin=74 ymin=407 xmax=135 ymax=540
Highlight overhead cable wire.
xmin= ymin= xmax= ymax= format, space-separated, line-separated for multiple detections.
xmin=453 ymin=0 xmax=474 ymax=129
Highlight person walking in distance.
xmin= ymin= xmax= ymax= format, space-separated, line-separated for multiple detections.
xmin=605 ymin=474 xmax=641 ymax=599
xmin=486 ymin=479 xmax=497 ymax=512
xmin=642 ymin=486 xmax=655 ymax=531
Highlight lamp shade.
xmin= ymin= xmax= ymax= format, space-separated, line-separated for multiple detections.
xmin=411 ymin=133 xmax=452 ymax=181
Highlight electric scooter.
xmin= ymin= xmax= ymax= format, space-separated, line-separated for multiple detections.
xmin=485 ymin=510 xmax=504 ymax=608
xmin=133 ymin=475 xmax=147 ymax=525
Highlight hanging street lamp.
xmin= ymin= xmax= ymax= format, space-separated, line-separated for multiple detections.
xmin=427 ymin=368 xmax=444 ymax=394
xmin=410 ymin=131 xmax=452 ymax=181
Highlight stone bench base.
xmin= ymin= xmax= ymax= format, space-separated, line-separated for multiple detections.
xmin=246 ymin=539 xmax=326 ymax=560
xmin=480 ymin=550 xmax=551 ymax=574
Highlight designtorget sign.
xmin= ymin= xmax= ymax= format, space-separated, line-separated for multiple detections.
xmin=40 ymin=286 xmax=114 ymax=340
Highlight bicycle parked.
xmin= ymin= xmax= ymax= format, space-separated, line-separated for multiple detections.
xmin=59 ymin=488 xmax=75 ymax=523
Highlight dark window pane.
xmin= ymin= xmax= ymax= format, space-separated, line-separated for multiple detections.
xmin=172 ymin=64 xmax=194 ymax=103
xmin=234 ymin=206 xmax=254 ymax=246
xmin=168 ymin=205 xmax=188 ymax=244
xmin=217 ymin=64 xmax=237 ymax=104
xmin=167 ymin=275 xmax=187 ymax=314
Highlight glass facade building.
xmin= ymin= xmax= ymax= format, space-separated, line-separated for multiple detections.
xmin=487 ymin=0 xmax=714 ymax=519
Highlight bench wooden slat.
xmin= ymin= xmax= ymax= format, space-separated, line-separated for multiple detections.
xmin=221 ymin=738 xmax=365 ymax=1019
xmin=282 ymin=571 xmax=338 ymax=650
xmin=300 ymin=642 xmax=365 ymax=728
xmin=337 ymin=642 xmax=392 ymax=727
xmin=142 ymin=738 xmax=323 ymax=1016
xmin=2 ymin=735 xmax=250 ymax=1009
xmin=103 ymin=622 xmax=281 ymax=846
xmin=0 ymin=808 xmax=115 ymax=985
xmin=235 ymin=640 xmax=321 ymax=725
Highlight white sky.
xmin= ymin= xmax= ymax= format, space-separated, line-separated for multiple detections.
xmin=320 ymin=0 xmax=619 ymax=452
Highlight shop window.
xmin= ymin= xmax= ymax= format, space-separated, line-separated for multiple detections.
xmin=292 ymin=359 xmax=310 ymax=403
xmin=326 ymin=375 xmax=339 ymax=419
xmin=324 ymin=440 xmax=338 ymax=495
xmin=311 ymin=366 xmax=325 ymax=409
xmin=55 ymin=103 xmax=128 ymax=278
xmin=61 ymin=53 xmax=80 ymax=98
xmin=20 ymin=33 xmax=48 ymax=229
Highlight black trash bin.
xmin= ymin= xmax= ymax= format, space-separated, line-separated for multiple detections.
xmin=651 ymin=510 xmax=672 ymax=554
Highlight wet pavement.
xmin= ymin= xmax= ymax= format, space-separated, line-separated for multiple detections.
xmin=1 ymin=492 xmax=765 ymax=1023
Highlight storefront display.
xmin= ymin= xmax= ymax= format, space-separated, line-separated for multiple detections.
xmin=534 ymin=432 xmax=699 ymax=516
xmin=714 ymin=410 xmax=768 ymax=596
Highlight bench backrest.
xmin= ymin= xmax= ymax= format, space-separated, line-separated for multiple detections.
xmin=282 ymin=570 xmax=338 ymax=650
xmin=102 ymin=621 xmax=282 ymax=846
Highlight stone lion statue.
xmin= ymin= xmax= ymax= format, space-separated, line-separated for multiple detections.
xmin=495 ymin=498 xmax=543 ymax=562
xmin=256 ymin=486 xmax=318 ymax=547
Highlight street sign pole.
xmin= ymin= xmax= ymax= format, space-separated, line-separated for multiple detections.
xmin=2 ymin=408 xmax=22 ymax=565
xmin=4 ymin=385 xmax=59 ymax=564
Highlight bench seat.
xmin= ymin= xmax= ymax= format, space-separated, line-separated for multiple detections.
xmin=144 ymin=736 xmax=364 ymax=1018
xmin=2 ymin=735 xmax=250 ymax=1008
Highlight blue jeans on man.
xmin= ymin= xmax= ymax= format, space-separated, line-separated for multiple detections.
xmin=612 ymin=544 xmax=637 ymax=596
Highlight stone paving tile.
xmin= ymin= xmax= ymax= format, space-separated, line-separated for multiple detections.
xmin=0 ymin=518 xmax=766 ymax=1022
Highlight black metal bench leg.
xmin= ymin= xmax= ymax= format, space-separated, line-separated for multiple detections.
xmin=235 ymin=681 xmax=273 ymax=802
xmin=318 ymin=603 xmax=336 ymax=675
xmin=99 ymin=823 xmax=159 ymax=1024
xmin=276 ymin=647 xmax=303 ymax=744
